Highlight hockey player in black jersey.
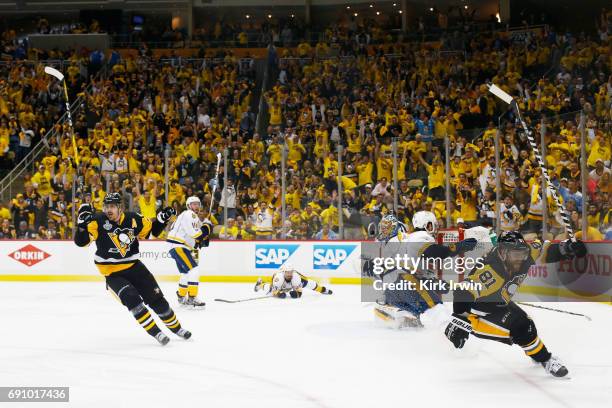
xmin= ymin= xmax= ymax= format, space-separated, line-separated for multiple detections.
xmin=445 ymin=231 xmax=587 ymax=377
xmin=74 ymin=192 xmax=191 ymax=346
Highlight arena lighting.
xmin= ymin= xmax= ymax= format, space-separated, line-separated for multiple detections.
xmin=393 ymin=2 xmax=397 ymax=6
xmin=496 ymin=12 xmax=501 ymax=22
xmin=267 ymin=14 xmax=272 ymax=19
xmin=376 ymin=11 xmax=380 ymax=15
xmin=398 ymin=10 xmax=403 ymax=14
xmin=369 ymin=4 xmax=373 ymax=8
xmin=245 ymin=14 xmax=250 ymax=19
xmin=430 ymin=7 xmax=434 ymax=12
xmin=291 ymin=14 xmax=295 ymax=18
xmin=354 ymin=12 xmax=358 ymax=16
xmin=346 ymin=6 xmax=350 ymax=9
xmin=464 ymin=5 xmax=469 ymax=9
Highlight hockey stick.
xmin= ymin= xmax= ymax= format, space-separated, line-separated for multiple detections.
xmin=214 ymin=295 xmax=274 ymax=304
xmin=45 ymin=67 xmax=81 ymax=192
xmin=488 ymin=84 xmax=575 ymax=240
xmin=518 ymin=302 xmax=592 ymax=321
xmin=208 ymin=152 xmax=222 ymax=216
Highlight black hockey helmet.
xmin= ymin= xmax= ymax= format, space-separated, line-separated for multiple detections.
xmin=498 ymin=231 xmax=528 ymax=247
xmin=103 ymin=192 xmax=122 ymax=205
xmin=498 ymin=231 xmax=530 ymax=264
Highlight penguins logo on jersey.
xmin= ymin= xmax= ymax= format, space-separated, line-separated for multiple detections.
xmin=108 ymin=228 xmax=136 ymax=257
xmin=502 ymin=274 xmax=527 ymax=303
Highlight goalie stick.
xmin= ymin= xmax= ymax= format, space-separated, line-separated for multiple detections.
xmin=488 ymin=84 xmax=575 ymax=240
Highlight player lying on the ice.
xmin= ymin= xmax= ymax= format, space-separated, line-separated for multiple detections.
xmin=445 ymin=231 xmax=587 ymax=378
xmin=254 ymin=264 xmax=333 ymax=298
xmin=373 ymin=212 xmax=483 ymax=328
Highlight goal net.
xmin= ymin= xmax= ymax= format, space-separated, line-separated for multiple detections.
xmin=436 ymin=227 xmax=496 ymax=280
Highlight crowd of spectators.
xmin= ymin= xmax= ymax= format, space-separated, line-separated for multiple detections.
xmin=0 ymin=49 xmax=257 ymax=240
xmin=0 ymin=17 xmax=609 ymax=241
xmin=237 ymin=25 xmax=610 ymax=241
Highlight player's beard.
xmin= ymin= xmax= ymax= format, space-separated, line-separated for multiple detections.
xmin=506 ymin=260 xmax=523 ymax=274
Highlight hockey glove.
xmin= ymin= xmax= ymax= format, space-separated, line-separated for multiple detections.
xmin=78 ymin=203 xmax=93 ymax=215
xmin=77 ymin=204 xmax=93 ymax=228
xmin=560 ymin=239 xmax=587 ymax=259
xmin=455 ymin=238 xmax=478 ymax=254
xmin=288 ymin=290 xmax=301 ymax=299
xmin=445 ymin=314 xmax=472 ymax=349
xmin=275 ymin=291 xmax=287 ymax=299
xmin=157 ymin=207 xmax=176 ymax=223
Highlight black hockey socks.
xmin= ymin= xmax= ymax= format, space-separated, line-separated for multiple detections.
xmin=520 ymin=336 xmax=551 ymax=363
xmin=159 ymin=308 xmax=181 ymax=333
xmin=158 ymin=308 xmax=191 ymax=339
xmin=131 ymin=304 xmax=162 ymax=337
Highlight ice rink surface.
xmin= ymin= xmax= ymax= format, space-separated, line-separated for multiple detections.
xmin=0 ymin=282 xmax=610 ymax=408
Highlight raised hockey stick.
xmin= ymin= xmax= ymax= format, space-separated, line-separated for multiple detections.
xmin=45 ymin=67 xmax=81 ymax=191
xmin=214 ymin=295 xmax=274 ymax=304
xmin=518 ymin=302 xmax=592 ymax=321
xmin=488 ymin=84 xmax=575 ymax=240
xmin=208 ymin=152 xmax=223 ymax=216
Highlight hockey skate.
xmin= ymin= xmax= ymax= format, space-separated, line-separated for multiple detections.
xmin=254 ymin=278 xmax=264 ymax=292
xmin=155 ymin=332 xmax=170 ymax=346
xmin=175 ymin=328 xmax=192 ymax=340
xmin=542 ymin=356 xmax=569 ymax=378
xmin=186 ymin=296 xmax=206 ymax=309
xmin=177 ymin=291 xmax=188 ymax=306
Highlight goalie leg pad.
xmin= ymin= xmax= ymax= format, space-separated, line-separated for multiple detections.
xmin=374 ymin=304 xmax=422 ymax=329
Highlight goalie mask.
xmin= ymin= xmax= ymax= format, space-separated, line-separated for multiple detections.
xmin=412 ymin=211 xmax=438 ymax=237
xmin=377 ymin=214 xmax=402 ymax=241
xmin=497 ymin=231 xmax=530 ymax=273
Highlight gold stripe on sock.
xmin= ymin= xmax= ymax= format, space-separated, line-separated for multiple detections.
xmin=137 ymin=311 xmax=151 ymax=323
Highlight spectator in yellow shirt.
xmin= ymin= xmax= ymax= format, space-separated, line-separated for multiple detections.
xmin=134 ymin=183 xmax=158 ymax=219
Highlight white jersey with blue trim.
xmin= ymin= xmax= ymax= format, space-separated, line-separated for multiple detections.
xmin=166 ymin=209 xmax=203 ymax=250
xmin=402 ymin=230 xmax=436 ymax=243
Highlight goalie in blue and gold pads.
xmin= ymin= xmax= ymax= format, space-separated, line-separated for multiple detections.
xmin=445 ymin=231 xmax=587 ymax=378
xmin=74 ymin=192 xmax=191 ymax=346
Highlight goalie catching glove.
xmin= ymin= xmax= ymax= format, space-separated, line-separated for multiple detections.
xmin=445 ymin=314 xmax=472 ymax=349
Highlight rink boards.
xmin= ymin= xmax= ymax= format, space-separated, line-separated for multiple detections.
xmin=0 ymin=240 xmax=610 ymax=302
xmin=0 ymin=240 xmax=363 ymax=283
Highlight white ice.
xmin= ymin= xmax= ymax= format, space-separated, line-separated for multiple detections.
xmin=0 ymin=282 xmax=610 ymax=408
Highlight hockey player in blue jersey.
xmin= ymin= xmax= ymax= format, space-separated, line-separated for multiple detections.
xmin=373 ymin=211 xmax=479 ymax=328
